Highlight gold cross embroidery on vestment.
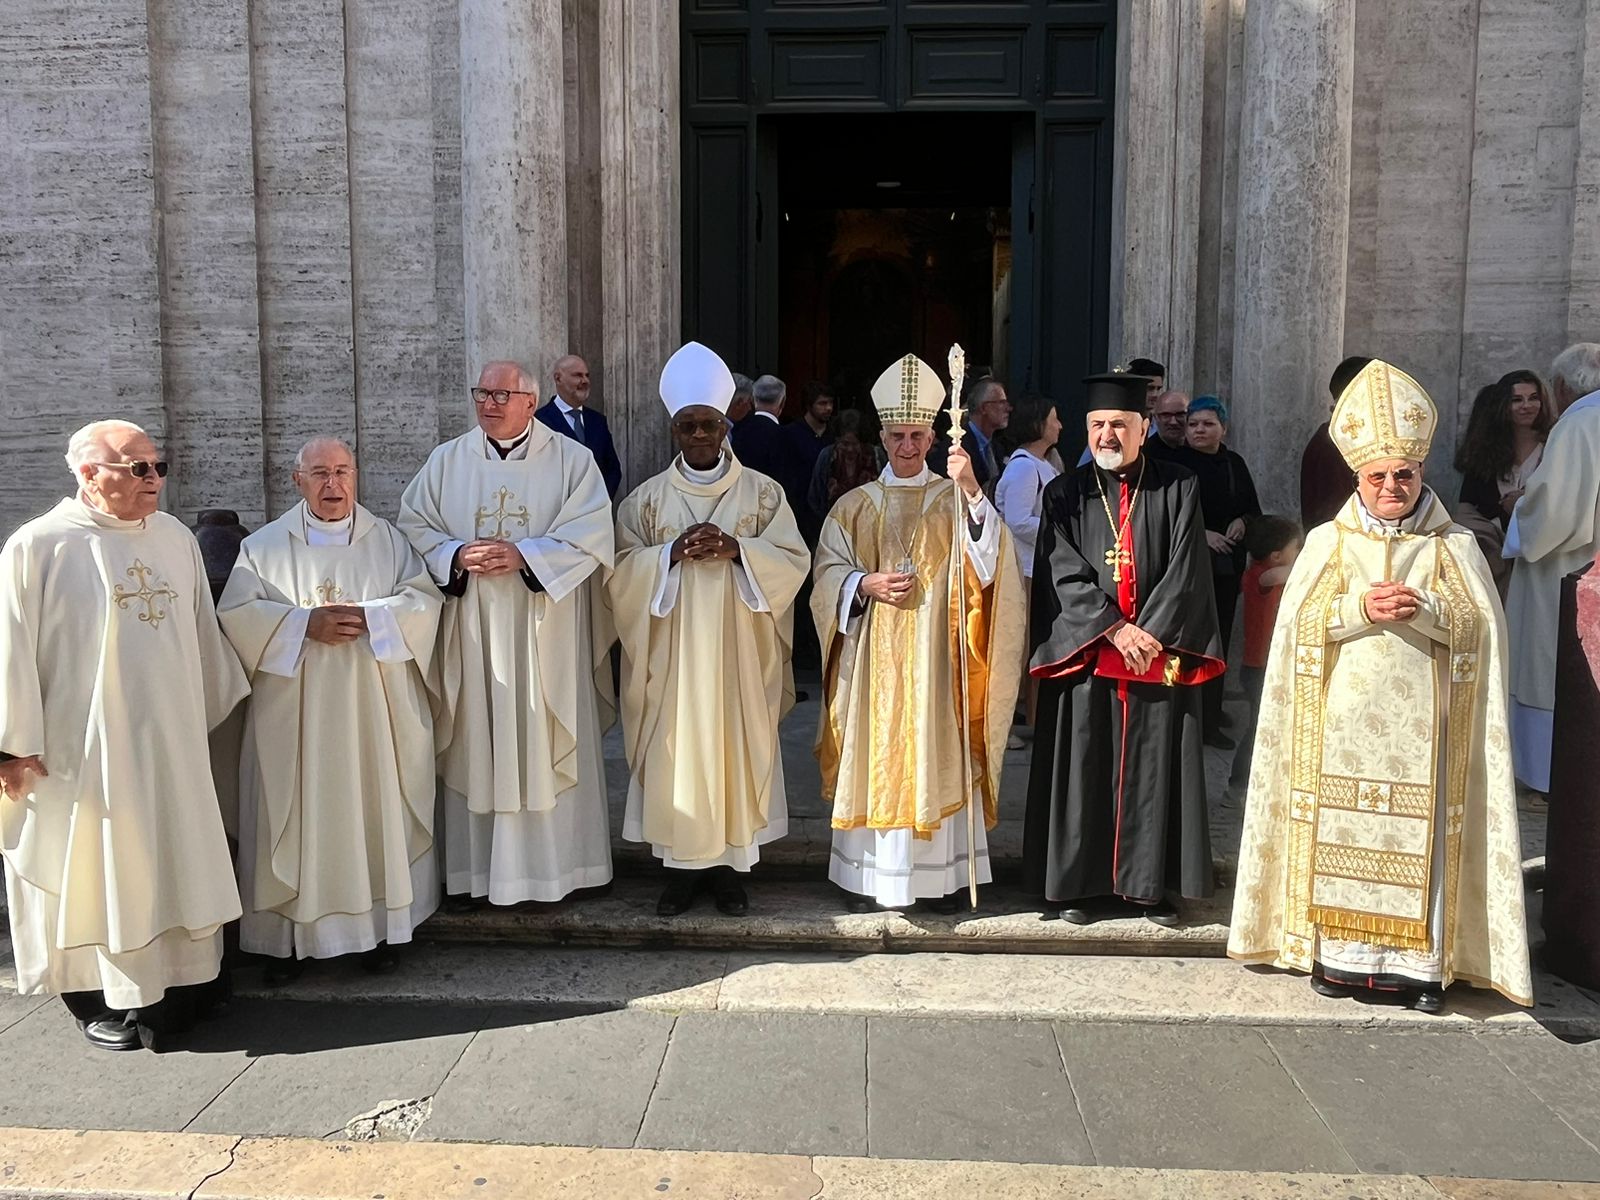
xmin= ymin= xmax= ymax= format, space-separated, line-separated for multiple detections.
xmin=112 ymin=559 xmax=179 ymax=628
xmin=474 ymin=487 xmax=531 ymax=540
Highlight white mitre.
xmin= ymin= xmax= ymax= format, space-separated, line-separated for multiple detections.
xmin=660 ymin=341 xmax=735 ymax=417
xmin=870 ymin=354 xmax=946 ymax=426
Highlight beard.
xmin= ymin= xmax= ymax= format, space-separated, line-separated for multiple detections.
xmin=1092 ymin=447 xmax=1126 ymax=471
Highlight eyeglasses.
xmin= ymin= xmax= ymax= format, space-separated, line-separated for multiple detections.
xmin=1364 ymin=468 xmax=1417 ymax=486
xmin=96 ymin=460 xmax=169 ymax=478
xmin=672 ymin=418 xmax=725 ymax=437
xmin=299 ymin=467 xmax=357 ymax=484
xmin=471 ymin=388 xmax=535 ymax=406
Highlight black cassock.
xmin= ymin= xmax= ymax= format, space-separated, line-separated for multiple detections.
xmin=1022 ymin=456 xmax=1224 ymax=905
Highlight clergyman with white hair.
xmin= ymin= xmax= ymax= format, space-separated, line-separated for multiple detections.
xmin=397 ymin=360 xmax=616 ymax=908
xmin=1504 ymin=342 xmax=1600 ymax=795
xmin=0 ymin=420 xmax=248 ymax=1052
xmin=217 ymin=436 xmax=444 ymax=984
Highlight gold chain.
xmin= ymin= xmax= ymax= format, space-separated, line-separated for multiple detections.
xmin=1095 ymin=458 xmax=1145 ymax=583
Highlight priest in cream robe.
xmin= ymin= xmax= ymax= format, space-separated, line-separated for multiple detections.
xmin=219 ymin=438 xmax=443 ymax=982
xmin=1229 ymin=360 xmax=1532 ymax=1013
xmin=1503 ymin=342 xmax=1600 ymax=794
xmin=610 ymin=342 xmax=810 ymax=917
xmin=814 ymin=354 xmax=1026 ymax=914
xmin=398 ymin=360 xmax=616 ymax=906
xmin=0 ymin=420 xmax=247 ymax=1052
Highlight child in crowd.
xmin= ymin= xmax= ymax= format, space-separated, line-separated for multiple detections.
xmin=1229 ymin=515 xmax=1303 ymax=795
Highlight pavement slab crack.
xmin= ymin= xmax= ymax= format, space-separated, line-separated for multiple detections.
xmin=1258 ymin=1028 xmax=1360 ymax=1172
xmin=631 ymin=1014 xmax=676 ymax=1148
xmin=185 ymin=1134 xmax=242 ymax=1200
xmin=181 ymin=1057 xmax=257 ymax=1134
xmin=1050 ymin=1022 xmax=1097 ymax=1165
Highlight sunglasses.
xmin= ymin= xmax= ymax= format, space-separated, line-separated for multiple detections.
xmin=672 ymin=418 xmax=725 ymax=437
xmin=98 ymin=460 xmax=170 ymax=478
xmin=1364 ymin=468 xmax=1417 ymax=486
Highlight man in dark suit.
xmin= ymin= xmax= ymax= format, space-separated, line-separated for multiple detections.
xmin=730 ymin=373 xmax=785 ymax=477
xmin=536 ymin=354 xmax=623 ymax=497
xmin=960 ymin=376 xmax=1012 ymax=492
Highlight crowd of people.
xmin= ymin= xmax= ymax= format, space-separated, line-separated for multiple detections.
xmin=3 ymin=337 xmax=1599 ymax=1055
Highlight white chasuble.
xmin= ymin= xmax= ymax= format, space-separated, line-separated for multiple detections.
xmin=610 ymin=453 xmax=810 ymax=869
xmin=812 ymin=466 xmax=1026 ymax=905
xmin=218 ymin=503 xmax=443 ymax=958
xmin=0 ymin=498 xmax=248 ymax=1007
xmin=1503 ymin=392 xmax=1600 ymax=790
xmin=1228 ymin=492 xmax=1533 ymax=1006
xmin=397 ymin=424 xmax=617 ymax=902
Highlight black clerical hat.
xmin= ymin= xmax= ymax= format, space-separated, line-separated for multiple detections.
xmin=1083 ymin=371 xmax=1151 ymax=413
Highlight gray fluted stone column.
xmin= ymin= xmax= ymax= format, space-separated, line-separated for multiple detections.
xmin=1230 ymin=0 xmax=1354 ymax=513
xmin=459 ymin=0 xmax=569 ymax=384
xmin=599 ymin=0 xmax=680 ymax=494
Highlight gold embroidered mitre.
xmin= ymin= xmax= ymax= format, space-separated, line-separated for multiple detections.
xmin=870 ymin=354 xmax=945 ymax=426
xmin=1330 ymin=360 xmax=1437 ymax=470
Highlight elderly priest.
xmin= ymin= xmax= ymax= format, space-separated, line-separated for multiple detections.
xmin=219 ymin=438 xmax=443 ymax=982
xmin=611 ymin=343 xmax=810 ymax=916
xmin=1229 ymin=360 xmax=1532 ymax=1013
xmin=0 ymin=420 xmax=248 ymax=1051
xmin=399 ymin=360 xmax=616 ymax=906
xmin=814 ymin=354 xmax=1025 ymax=914
xmin=1023 ymin=371 xmax=1224 ymax=928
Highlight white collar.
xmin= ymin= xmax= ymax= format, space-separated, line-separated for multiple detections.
xmin=553 ymin=395 xmax=580 ymax=416
xmin=755 ymin=410 xmax=780 ymax=423
xmin=1356 ymin=488 xmax=1436 ymax=536
xmin=74 ymin=493 xmax=147 ymax=529
xmin=490 ymin=422 xmax=534 ymax=449
xmin=879 ymin=463 xmax=934 ymax=488
xmin=675 ymin=450 xmax=732 ymax=485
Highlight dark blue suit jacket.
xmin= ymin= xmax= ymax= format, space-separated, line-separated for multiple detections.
xmin=730 ymin=413 xmax=785 ymax=478
xmin=536 ymin=400 xmax=622 ymax=497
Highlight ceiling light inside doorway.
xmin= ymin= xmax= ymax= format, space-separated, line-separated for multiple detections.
xmin=875 ymin=180 xmax=901 ymax=189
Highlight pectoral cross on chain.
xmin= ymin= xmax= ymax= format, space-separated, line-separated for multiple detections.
xmin=1104 ymin=543 xmax=1132 ymax=583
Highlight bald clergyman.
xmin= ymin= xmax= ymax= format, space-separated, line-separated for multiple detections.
xmin=398 ymin=361 xmax=617 ymax=907
xmin=0 ymin=420 xmax=248 ymax=1052
xmin=537 ymin=353 xmax=623 ymax=498
xmin=219 ymin=437 xmax=444 ymax=983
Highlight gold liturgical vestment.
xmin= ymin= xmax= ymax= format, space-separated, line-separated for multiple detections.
xmin=0 ymin=498 xmax=248 ymax=1007
xmin=813 ymin=470 xmax=1026 ymax=838
xmin=218 ymin=503 xmax=443 ymax=957
xmin=610 ymin=454 xmax=810 ymax=865
xmin=1228 ymin=492 xmax=1532 ymax=1005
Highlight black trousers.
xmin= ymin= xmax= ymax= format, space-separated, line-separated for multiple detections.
xmin=61 ymin=975 xmax=226 ymax=1031
xmin=1203 ymin=570 xmax=1241 ymax=735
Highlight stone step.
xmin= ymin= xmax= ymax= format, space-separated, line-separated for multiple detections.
xmin=420 ymin=878 xmax=1233 ymax=957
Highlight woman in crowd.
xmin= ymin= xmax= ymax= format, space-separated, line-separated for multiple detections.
xmin=1184 ymin=394 xmax=1261 ymax=750
xmin=1454 ymin=370 xmax=1552 ymax=595
xmin=807 ymin=408 xmax=886 ymax=521
xmin=994 ymin=395 xmax=1063 ymax=744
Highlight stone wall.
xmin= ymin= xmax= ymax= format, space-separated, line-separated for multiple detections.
xmin=0 ymin=0 xmax=675 ymax=539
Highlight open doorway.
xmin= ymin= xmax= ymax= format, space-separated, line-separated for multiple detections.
xmin=771 ymin=113 xmax=1021 ymax=419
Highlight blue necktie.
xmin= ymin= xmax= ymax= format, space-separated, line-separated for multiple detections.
xmin=570 ymin=409 xmax=587 ymax=445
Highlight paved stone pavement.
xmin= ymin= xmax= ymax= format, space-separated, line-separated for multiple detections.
xmin=3 ymin=991 xmax=1599 ymax=1181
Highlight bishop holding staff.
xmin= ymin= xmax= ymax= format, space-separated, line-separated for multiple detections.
xmin=813 ymin=354 xmax=1026 ymax=914
xmin=1023 ymin=372 xmax=1224 ymax=927
xmin=218 ymin=438 xmax=443 ymax=982
xmin=399 ymin=361 xmax=616 ymax=906
xmin=0 ymin=421 xmax=248 ymax=1051
xmin=1229 ymin=360 xmax=1532 ymax=1012
xmin=610 ymin=343 xmax=811 ymax=916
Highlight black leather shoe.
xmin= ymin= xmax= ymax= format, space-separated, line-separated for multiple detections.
xmin=570 ymin=881 xmax=615 ymax=901
xmin=262 ymin=958 xmax=305 ymax=988
xmin=1059 ymin=906 xmax=1095 ymax=925
xmin=361 ymin=945 xmax=400 ymax=975
xmin=444 ymin=893 xmax=486 ymax=914
xmin=79 ymin=1015 xmax=140 ymax=1052
xmin=1309 ymin=975 xmax=1351 ymax=999
xmin=1142 ymin=901 xmax=1180 ymax=928
xmin=923 ymin=892 xmax=964 ymax=915
xmin=842 ymin=889 xmax=881 ymax=914
xmin=1411 ymin=989 xmax=1446 ymax=1015
xmin=657 ymin=874 xmax=699 ymax=916
xmin=710 ymin=868 xmax=749 ymax=917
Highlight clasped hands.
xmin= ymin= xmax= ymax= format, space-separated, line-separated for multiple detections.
xmin=307 ymin=604 xmax=368 ymax=644
xmin=670 ymin=523 xmax=740 ymax=564
xmin=0 ymin=755 xmax=47 ymax=802
xmin=458 ymin=538 xmax=526 ymax=577
xmin=1205 ymin=518 xmax=1248 ymax=557
xmin=1110 ymin=620 xmax=1163 ymax=675
xmin=1362 ymin=581 xmax=1423 ymax=624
